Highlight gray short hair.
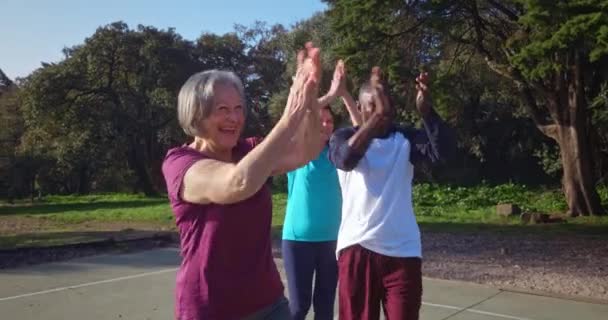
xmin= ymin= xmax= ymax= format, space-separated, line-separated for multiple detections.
xmin=358 ymin=80 xmax=394 ymax=113
xmin=358 ymin=81 xmax=374 ymax=103
xmin=177 ymin=70 xmax=246 ymax=137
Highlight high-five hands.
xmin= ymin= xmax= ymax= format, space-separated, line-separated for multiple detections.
xmin=284 ymin=42 xmax=321 ymax=121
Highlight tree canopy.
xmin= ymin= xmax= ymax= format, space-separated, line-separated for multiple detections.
xmin=1 ymin=4 xmax=607 ymax=215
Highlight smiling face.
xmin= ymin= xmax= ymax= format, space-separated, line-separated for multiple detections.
xmin=199 ymin=83 xmax=245 ymax=151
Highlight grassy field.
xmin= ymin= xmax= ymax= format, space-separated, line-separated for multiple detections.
xmin=411 ymin=184 xmax=608 ymax=234
xmin=0 ymin=193 xmax=288 ymax=227
xmin=0 ymin=193 xmax=172 ymax=223
xmin=1 ymin=184 xmax=607 ymax=248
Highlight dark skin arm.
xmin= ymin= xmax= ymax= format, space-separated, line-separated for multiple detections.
xmin=346 ymin=113 xmax=382 ymax=154
xmin=347 ymin=66 xmax=391 ymax=155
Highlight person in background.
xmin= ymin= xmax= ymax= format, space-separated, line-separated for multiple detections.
xmin=281 ymin=59 xmax=361 ymax=320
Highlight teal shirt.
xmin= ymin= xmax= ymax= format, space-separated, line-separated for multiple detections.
xmin=282 ymin=147 xmax=342 ymax=241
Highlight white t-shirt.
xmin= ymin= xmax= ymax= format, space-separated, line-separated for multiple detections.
xmin=336 ymin=132 xmax=421 ymax=258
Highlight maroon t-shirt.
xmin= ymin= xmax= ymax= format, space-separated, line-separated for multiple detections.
xmin=161 ymin=138 xmax=283 ymax=320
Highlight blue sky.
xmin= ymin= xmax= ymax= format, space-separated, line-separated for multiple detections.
xmin=0 ymin=0 xmax=327 ymax=79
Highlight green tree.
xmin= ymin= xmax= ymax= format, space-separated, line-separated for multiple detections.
xmin=266 ymin=13 xmax=359 ymax=125
xmin=193 ymin=25 xmax=291 ymax=136
xmin=326 ymin=0 xmax=438 ymax=121
xmin=426 ymin=0 xmax=608 ymax=216
xmin=0 ymin=73 xmax=24 ymax=200
xmin=433 ymin=47 xmax=555 ymax=185
xmin=20 ymin=22 xmax=196 ymax=196
xmin=326 ymin=0 xmax=608 ymax=216
xmin=235 ymin=22 xmax=289 ymax=135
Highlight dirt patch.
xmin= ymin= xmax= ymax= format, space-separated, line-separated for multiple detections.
xmin=0 ymin=216 xmax=174 ymax=234
xmin=0 ymin=216 xmax=177 ymax=255
xmin=421 ymin=231 xmax=608 ymax=302
xmin=0 ymin=216 xmax=61 ymax=234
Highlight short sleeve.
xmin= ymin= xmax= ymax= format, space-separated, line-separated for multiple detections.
xmin=161 ymin=147 xmax=204 ymax=203
xmin=328 ymin=127 xmax=363 ymax=171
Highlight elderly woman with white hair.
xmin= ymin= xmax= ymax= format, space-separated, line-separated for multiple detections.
xmin=162 ymin=45 xmax=324 ymax=320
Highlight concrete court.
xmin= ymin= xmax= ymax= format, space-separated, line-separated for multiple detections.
xmin=0 ymin=247 xmax=607 ymax=320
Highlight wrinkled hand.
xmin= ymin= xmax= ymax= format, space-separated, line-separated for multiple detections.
xmin=284 ymin=42 xmax=321 ymax=120
xmin=415 ymin=72 xmax=432 ymax=116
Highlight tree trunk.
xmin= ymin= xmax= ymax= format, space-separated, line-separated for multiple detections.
xmin=553 ymin=52 xmax=605 ymax=216
xmin=77 ymin=165 xmax=91 ymax=195
xmin=127 ymin=139 xmax=158 ymax=197
xmin=556 ymin=126 xmax=604 ymax=216
xmin=29 ymin=172 xmax=35 ymax=203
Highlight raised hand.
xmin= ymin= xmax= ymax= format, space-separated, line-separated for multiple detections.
xmin=317 ymin=58 xmax=346 ymax=109
xmin=415 ymin=72 xmax=432 ymax=116
xmin=366 ymin=66 xmax=391 ymax=136
xmin=284 ymin=42 xmax=321 ymax=120
xmin=334 ymin=60 xmax=362 ymax=126
xmin=328 ymin=59 xmax=346 ymax=97
xmin=370 ymin=66 xmax=383 ymax=87
xmin=369 ymin=66 xmax=390 ymax=118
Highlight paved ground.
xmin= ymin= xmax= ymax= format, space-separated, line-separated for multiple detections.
xmin=1 ymin=247 xmax=607 ymax=320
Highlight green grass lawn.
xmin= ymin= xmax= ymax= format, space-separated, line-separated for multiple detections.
xmin=0 ymin=193 xmax=173 ymax=223
xmin=0 ymin=192 xmax=288 ymax=226
xmin=411 ymin=184 xmax=608 ymax=234
xmin=1 ymin=185 xmax=607 ymax=248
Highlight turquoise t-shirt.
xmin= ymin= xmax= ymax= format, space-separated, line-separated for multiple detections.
xmin=282 ymin=146 xmax=342 ymax=241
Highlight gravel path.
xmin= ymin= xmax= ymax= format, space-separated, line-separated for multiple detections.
xmin=422 ymin=231 xmax=608 ymax=301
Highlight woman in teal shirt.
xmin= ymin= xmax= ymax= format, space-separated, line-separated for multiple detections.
xmin=282 ymin=60 xmax=360 ymax=320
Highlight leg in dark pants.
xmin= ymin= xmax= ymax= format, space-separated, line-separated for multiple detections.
xmin=282 ymin=240 xmax=315 ymax=320
xmin=312 ymin=241 xmax=338 ymax=320
xmin=381 ymin=257 xmax=422 ymax=320
xmin=338 ymin=245 xmax=422 ymax=320
xmin=338 ymin=245 xmax=382 ymax=320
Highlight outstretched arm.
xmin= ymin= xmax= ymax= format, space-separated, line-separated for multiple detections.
xmin=341 ymin=91 xmax=362 ymax=126
xmin=404 ymin=72 xmax=456 ymax=166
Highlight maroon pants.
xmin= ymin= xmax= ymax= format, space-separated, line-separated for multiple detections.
xmin=338 ymin=245 xmax=422 ymax=320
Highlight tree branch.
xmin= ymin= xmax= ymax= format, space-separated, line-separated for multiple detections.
xmin=538 ymin=124 xmax=559 ymax=140
xmin=446 ymin=25 xmax=475 ymax=47
xmin=382 ymin=18 xmax=427 ymax=39
xmin=487 ymin=0 xmax=520 ymax=22
xmin=470 ymin=1 xmax=492 ymax=59
xmin=482 ymin=52 xmax=556 ymax=135
xmin=519 ymin=82 xmax=558 ymax=140
xmin=484 ymin=56 xmax=515 ymax=81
